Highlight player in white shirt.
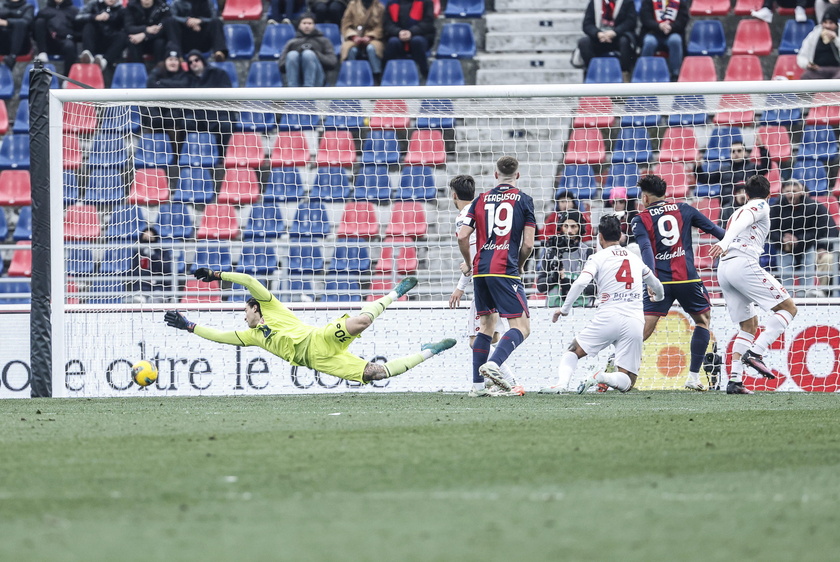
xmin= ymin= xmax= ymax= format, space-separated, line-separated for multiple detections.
xmin=541 ymin=215 xmax=665 ymax=394
xmin=446 ymin=175 xmax=522 ymax=397
xmin=709 ymin=175 xmax=799 ymax=395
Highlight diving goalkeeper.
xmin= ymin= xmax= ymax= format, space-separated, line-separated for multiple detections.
xmin=165 ymin=269 xmax=456 ymax=383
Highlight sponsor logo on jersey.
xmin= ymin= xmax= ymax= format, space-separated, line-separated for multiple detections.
xmin=482 ymin=241 xmax=510 ymax=251
xmin=655 ymin=247 xmax=686 ymax=261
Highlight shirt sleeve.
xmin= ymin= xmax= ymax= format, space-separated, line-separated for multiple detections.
xmin=193 ymin=325 xmax=247 ymax=346
xmin=220 ymin=271 xmax=273 ymax=302
xmin=716 ymin=206 xmax=755 ymax=252
xmin=559 ymin=270 xmax=594 ymax=316
xmin=688 ymin=205 xmax=726 ymax=240
xmin=631 ymin=216 xmax=657 ymax=273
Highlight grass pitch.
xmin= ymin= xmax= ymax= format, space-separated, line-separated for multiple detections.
xmin=2 ymin=391 xmax=839 ymax=561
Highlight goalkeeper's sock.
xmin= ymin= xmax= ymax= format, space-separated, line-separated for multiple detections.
xmin=689 ymin=326 xmax=710 ymax=374
xmin=488 ymin=328 xmax=524 ymax=367
xmin=556 ymin=351 xmax=578 ymax=390
xmin=472 ymin=333 xmax=492 ymax=384
xmin=359 ymin=294 xmax=394 ymax=322
xmin=751 ymin=310 xmax=794 ymax=356
xmin=595 ymin=371 xmax=632 ymax=392
xmin=384 ymin=351 xmax=429 ymax=378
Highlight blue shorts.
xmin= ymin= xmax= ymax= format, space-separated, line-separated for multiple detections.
xmin=473 ymin=276 xmax=530 ymax=319
xmin=644 ymin=280 xmax=711 ymax=316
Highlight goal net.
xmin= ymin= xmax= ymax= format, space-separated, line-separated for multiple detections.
xmin=25 ymin=79 xmax=840 ymax=397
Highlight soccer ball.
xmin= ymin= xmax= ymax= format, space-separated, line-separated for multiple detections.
xmin=131 ymin=360 xmax=158 ymax=387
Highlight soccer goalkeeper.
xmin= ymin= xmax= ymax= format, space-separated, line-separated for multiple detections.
xmin=165 ymin=269 xmax=456 ymax=383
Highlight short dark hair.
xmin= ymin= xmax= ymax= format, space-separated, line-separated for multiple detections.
xmin=599 ymin=214 xmax=622 ymax=242
xmin=449 ymin=174 xmax=475 ymax=202
xmin=496 ymin=156 xmax=519 ymax=176
xmin=744 ymin=175 xmax=771 ymax=199
xmin=637 ymin=174 xmax=667 ymax=198
xmin=298 ymin=12 xmax=316 ymax=23
xmin=246 ymin=297 xmax=262 ymax=316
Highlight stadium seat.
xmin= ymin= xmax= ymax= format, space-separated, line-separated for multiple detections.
xmin=156 ymin=203 xmax=194 ymax=239
xmin=180 ymin=279 xmax=222 ymax=303
xmin=733 ymin=0 xmax=762 ymax=15
xmin=323 ymin=99 xmax=365 ymax=130
xmin=713 ymin=94 xmax=755 ymax=127
xmin=690 ymin=0 xmax=730 ymax=15
xmin=0 ymin=134 xmax=29 ymax=169
xmin=724 ymin=55 xmax=764 ymax=81
xmin=63 ymin=132 xmax=82 ymax=169
xmin=631 ymin=56 xmax=670 ymax=83
xmin=111 ymin=63 xmax=148 ymax=89
xmin=603 ymin=163 xmax=641 ymax=200
xmin=396 ymin=165 xmax=436 ymax=200
xmin=694 ymin=182 xmax=721 ymax=198
xmin=779 ymin=19 xmax=815 ymax=55
xmin=270 ymin=131 xmax=310 ymax=167
xmin=67 ymin=63 xmax=104 ymax=89
xmin=64 ymin=204 xmax=101 ymax=241
xmin=585 ymin=57 xmax=622 ymax=84
xmin=0 ymin=207 xmax=6 ymax=240
xmin=653 ymin=162 xmax=692 ymax=199
xmin=309 ymin=166 xmax=351 ymax=201
xmin=102 ymin=105 xmax=141 ymax=135
xmin=179 ymin=132 xmax=220 ymax=167
xmin=381 ymin=59 xmax=420 ymax=87
xmin=236 ymin=109 xmax=278 ymax=133
xmin=87 ymin=133 xmax=129 ymax=167
xmin=62 ymin=102 xmax=97 ymax=134
xmin=0 ymin=170 xmax=30 ymax=205
xmin=210 ymin=61 xmax=239 ymax=87
xmin=172 ymin=167 xmax=215 ymax=204
xmin=217 ymin=168 xmax=260 ymax=205
xmin=128 ymin=169 xmax=169 ymax=205
xmin=221 ymin=0 xmax=262 ymax=20
xmin=0 ymin=65 xmax=13 ymax=99
xmin=289 ymin=200 xmax=331 ymax=238
xmin=63 ymin=170 xmax=79 ymax=204
xmin=66 ymin=243 xmax=94 ymax=275
xmin=264 ymin=167 xmax=305 ymax=202
xmin=564 ymin=128 xmax=605 ymax=165
xmin=0 ymin=100 xmax=8 ymax=135
xmin=385 ymin=201 xmax=427 ymax=238
xmin=686 ymin=20 xmax=726 ymax=56
xmin=191 ymin=243 xmax=233 ymax=272
xmin=0 ymin=280 xmax=31 ymax=304
xmin=316 ymin=23 xmax=342 ymax=55
xmin=258 ymin=23 xmax=295 ymax=59
xmin=694 ymin=197 xmax=721 ymax=224
xmin=134 ymin=132 xmax=174 ymax=168
xmin=361 ymin=130 xmax=400 ymax=164
xmin=731 ymin=19 xmax=772 ymax=56
xmin=235 ymin=245 xmax=278 ymax=276
xmin=328 ymin=242 xmax=371 ymax=273
xmin=323 ymin=277 xmax=362 ymax=302
xmin=246 ymin=61 xmax=283 ymax=88
xmin=19 ymin=64 xmax=59 ymax=99
xmin=315 ymin=130 xmax=356 ymax=167
xmin=677 ymin=55 xmax=717 ymax=83
xmin=761 ymin=93 xmax=803 ymax=127
xmin=336 ymin=202 xmax=379 ymax=239
xmin=288 ymin=244 xmax=324 ymax=274
xmin=704 ymin=127 xmax=744 ymax=172
xmin=444 ymin=0 xmax=484 ymax=17
xmin=772 ymin=54 xmax=804 ymax=80
xmin=7 ymin=241 xmax=31 ymax=277
xmin=573 ymin=97 xmax=614 ymax=129
xmin=798 ymin=125 xmax=838 ymax=163
xmin=223 ymin=132 xmax=264 ymax=168
xmin=611 ymin=127 xmax=652 ymax=164
xmin=86 ymin=280 xmax=128 ymax=304
xmin=620 ymin=96 xmax=659 ymax=128
xmin=12 ymin=98 xmax=28 ymax=134
xmin=335 ymin=60 xmax=374 ymax=87
xmin=12 ymin=205 xmax=31 ymax=241
xmin=366 ymin=276 xmax=405 ymax=301
xmin=813 ymin=195 xmax=840 ymax=228
xmin=99 ymin=246 xmax=133 ymax=275
xmin=756 ymin=126 xmax=792 ymax=164
xmin=416 ymin=98 xmax=455 ymax=129
xmin=278 ymin=101 xmax=321 ymax=131
xmin=436 ymin=22 xmax=476 ymax=58
xmin=375 ymin=237 xmax=418 ymax=275
xmin=353 ymin=163 xmax=392 ymax=201
xmin=658 ymin=127 xmax=699 ymax=163
xmin=792 ymin=159 xmax=829 ymax=196
xmin=224 ymin=24 xmax=255 ymax=59
xmin=243 ymin=203 xmax=285 ymax=240
xmin=106 ymin=204 xmax=147 ymax=240
xmin=426 ymin=59 xmax=465 ymax=86
xmin=556 ymin=164 xmax=597 ymax=200
xmin=82 ymin=167 xmax=127 ymax=204
xmin=404 ymin=129 xmax=446 ymax=165
xmin=805 ymin=93 xmax=840 ymax=126
xmin=369 ymin=99 xmax=410 ymax=130
xmin=197 ymin=203 xmax=240 ymax=239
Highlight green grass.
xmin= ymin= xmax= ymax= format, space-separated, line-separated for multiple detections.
xmin=2 ymin=392 xmax=839 ymax=561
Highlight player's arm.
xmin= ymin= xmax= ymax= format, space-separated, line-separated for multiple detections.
xmin=553 ymin=269 xmax=594 ymax=321
xmin=642 ymin=267 xmax=665 ymax=302
xmin=193 ymin=268 xmax=273 ymax=302
xmin=163 ymin=310 xmax=245 ymax=345
xmin=457 ymin=223 xmax=475 ymax=273
xmin=518 ymin=225 xmax=536 ymax=274
xmin=689 ymin=206 xmax=726 ymax=240
xmin=709 ymin=207 xmax=755 ymax=257
xmin=631 ymin=216 xmax=656 ymax=272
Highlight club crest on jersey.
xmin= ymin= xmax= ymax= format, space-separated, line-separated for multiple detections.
xmin=257 ymin=324 xmax=274 ymax=340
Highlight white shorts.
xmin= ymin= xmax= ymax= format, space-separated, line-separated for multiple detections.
xmin=574 ymin=312 xmax=644 ymax=374
xmin=466 ymin=300 xmax=511 ymax=338
xmin=717 ymin=255 xmax=790 ymax=323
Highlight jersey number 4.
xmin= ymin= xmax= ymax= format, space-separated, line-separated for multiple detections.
xmin=484 ymin=202 xmax=514 ymax=236
xmin=615 ymin=259 xmax=634 ymax=289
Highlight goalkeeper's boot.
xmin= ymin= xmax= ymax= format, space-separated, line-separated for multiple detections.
xmin=741 ymin=350 xmax=775 ymax=379
xmin=479 ymin=361 xmax=512 ymax=391
xmin=421 ymin=338 xmax=456 ymax=356
xmin=684 ymin=378 xmax=708 ymax=392
xmin=577 ymin=372 xmax=599 ymax=395
xmin=726 ymin=381 xmax=754 ymax=395
xmin=393 ymin=276 xmax=419 ymax=298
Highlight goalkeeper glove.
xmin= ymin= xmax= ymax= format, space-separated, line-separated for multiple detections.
xmin=193 ymin=268 xmax=220 ymax=282
xmin=164 ymin=310 xmax=196 ymax=332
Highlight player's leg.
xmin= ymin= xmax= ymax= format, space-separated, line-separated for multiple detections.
xmin=727 ymin=316 xmax=758 ymax=394
xmin=346 ymin=276 xmax=418 ymax=336
xmin=718 ymin=257 xmax=758 ymax=394
xmin=743 ymin=297 xmax=798 ymax=378
xmin=642 ymin=284 xmax=673 ymax=341
xmin=539 ymin=338 xmax=587 ymax=394
xmin=643 ymin=315 xmax=660 ymax=341
xmin=468 ymin=278 xmax=498 ymax=396
xmin=364 ymin=338 xmax=457 ymax=382
xmin=480 ymin=279 xmax=530 ymax=390
xmin=489 ymin=317 xmax=521 ymax=392
xmin=679 ymin=282 xmax=714 ymax=391
xmin=578 ymin=316 xmax=642 ymax=393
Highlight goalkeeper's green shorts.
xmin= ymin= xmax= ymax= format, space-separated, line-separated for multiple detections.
xmin=305 ymin=314 xmax=368 ymax=383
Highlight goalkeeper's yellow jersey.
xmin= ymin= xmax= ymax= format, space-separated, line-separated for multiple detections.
xmin=233 ymin=296 xmax=314 ymax=366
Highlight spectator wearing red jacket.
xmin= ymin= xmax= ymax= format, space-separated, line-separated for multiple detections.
xmin=383 ymin=0 xmax=435 ymax=78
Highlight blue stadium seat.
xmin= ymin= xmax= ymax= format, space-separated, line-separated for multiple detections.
xmin=258 ymin=22 xmax=295 ymax=59
xmin=243 ymin=203 xmax=285 ymax=239
xmin=323 ymin=277 xmax=362 ymax=301
xmin=0 ymin=65 xmax=13 ymax=99
xmin=12 ymin=205 xmax=31 ymax=241
xmin=236 ymin=244 xmax=278 ymax=275
xmin=687 ymin=20 xmax=727 ymax=56
xmin=111 ymin=63 xmax=148 ymax=89
xmin=353 ymin=163 xmax=392 ymax=201
xmin=443 ymin=0 xmax=484 ymax=18
xmin=0 ymin=134 xmax=30 ymax=169
xmin=798 ymin=125 xmax=838 ymax=163
xmin=134 ymin=132 xmax=174 ymax=168
xmin=86 ymin=280 xmax=126 ymax=304
xmin=66 ymin=243 xmax=95 ymax=275
xmin=761 ymin=93 xmax=802 ymax=127
xmin=179 ymin=132 xmax=220 ymax=167
xmin=792 ymin=159 xmax=829 ymax=196
xmin=172 ymin=167 xmax=215 ymax=204
xmin=631 ymin=56 xmax=670 ymax=83
xmin=603 ymin=163 xmax=641 ymax=200
xmin=779 ymin=19 xmax=815 ymax=55
xmin=426 ymin=59 xmax=465 ymax=86
xmin=191 ymin=242 xmax=233 ymax=272
xmin=669 ymin=95 xmax=708 ymax=126
xmin=0 ymin=208 xmax=6 ymax=240
xmin=83 ymin=167 xmax=126 ymax=204
xmin=12 ymin=98 xmax=28 ymax=134
xmin=99 ymin=247 xmax=134 ymax=274
xmin=106 ymin=205 xmax=147 ymax=240
xmin=361 ymin=130 xmax=400 ymax=164
xmin=436 ymin=22 xmax=476 ymax=58
xmin=87 ymin=133 xmax=130 ymax=167
xmin=585 ymin=57 xmax=622 ymax=84
xmin=289 ymin=200 xmax=331 ymax=238
xmin=99 ymin=105 xmax=141 ymax=134
xmin=236 ymin=110 xmax=278 ymax=132
xmin=328 ymin=242 xmax=371 ymax=274
xmin=310 ymin=166 xmax=351 ymax=201
xmin=288 ymin=244 xmax=324 ymax=274
xmin=316 ymin=23 xmax=341 ymax=55
xmin=19 ymin=64 xmax=58 ymax=99
xmin=381 ymin=59 xmax=420 ymax=87
xmin=224 ymin=23 xmax=255 ymax=59
xmin=620 ymin=96 xmax=660 ymax=128
xmin=246 ymin=61 xmax=283 ymax=88
xmin=694 ymin=183 xmax=721 ymax=198
xmin=0 ymin=280 xmax=31 ymax=304
xmin=323 ymin=99 xmax=365 ymax=130
xmin=704 ymin=127 xmax=743 ymax=173
xmin=285 ymin=279 xmax=314 ymax=301
xmin=335 ymin=60 xmax=374 ymax=87
xmin=611 ymin=127 xmax=652 ymax=164
xmin=416 ymin=99 xmax=455 ymax=129
xmin=556 ymin=164 xmax=597 ymax=200
xmin=64 ymin=170 xmax=79 ymax=205
xmin=264 ymin=167 xmax=305 ymax=202
xmin=278 ymin=100 xmax=321 ymax=131
xmin=156 ymin=202 xmax=194 ymax=239
xmin=209 ymin=61 xmax=239 ymax=87
xmin=395 ymin=165 xmax=436 ymax=200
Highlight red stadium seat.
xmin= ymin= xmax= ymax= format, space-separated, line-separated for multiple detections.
xmin=805 ymin=93 xmax=840 ymax=126
xmin=0 ymin=170 xmax=30 ymax=205
xmin=693 ymin=196 xmax=721 ymax=224
xmin=572 ymin=97 xmax=614 ymax=129
xmin=0 ymin=100 xmax=8 ymax=135
xmin=223 ymin=132 xmax=264 ymax=168
xmin=724 ymin=55 xmax=764 ymax=82
xmin=64 ymin=204 xmax=101 ymax=241
xmin=564 ymin=128 xmax=606 ymax=165
xmin=658 ymin=127 xmax=699 ymax=163
xmin=678 ymin=56 xmax=717 ymax=82
xmin=269 ymin=131 xmax=310 ymax=167
xmin=66 ymin=280 xmax=79 ymax=305
xmin=653 ymin=162 xmax=693 ymax=199
xmin=690 ymin=0 xmax=731 ymax=15
xmin=713 ymin=94 xmax=755 ymax=127
xmin=813 ymin=195 xmax=840 ymax=229
xmin=404 ymin=129 xmax=446 ymax=165
xmin=63 ymin=132 xmax=82 ymax=169
xmin=314 ymin=130 xmax=356 ymax=168
xmin=731 ymin=20 xmax=772 ymax=56
xmin=733 ymin=0 xmax=762 ymax=15
xmin=336 ymin=201 xmax=380 ymax=239
xmin=221 ymin=0 xmax=262 ymax=20
xmin=128 ymin=168 xmax=170 ymax=205
xmin=777 ymin=4 xmax=814 ymax=16
xmin=369 ymin=99 xmax=410 ymax=130
xmin=694 ymin=236 xmax=717 ymax=270
xmin=217 ymin=168 xmax=260 ymax=204
xmin=67 ymin=63 xmax=104 ymax=89
xmin=385 ymin=201 xmax=427 ymax=238
xmin=62 ymin=102 xmax=97 ymax=134
xmin=374 ymin=237 xmax=418 ymax=275
xmin=197 ymin=203 xmax=240 ymax=239
xmin=7 ymin=241 xmax=31 ymax=277
xmin=180 ymin=279 xmax=222 ymax=303
xmin=755 ymin=126 xmax=792 ymax=164
xmin=767 ymin=163 xmax=782 ymax=196
xmin=772 ymin=54 xmax=804 ymax=80
xmin=366 ymin=276 xmax=408 ymax=301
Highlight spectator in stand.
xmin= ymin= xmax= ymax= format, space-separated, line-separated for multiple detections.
xmin=578 ymin=0 xmax=637 ymax=78
xmin=753 ymin=0 xmax=814 ymax=23
xmin=147 ymin=48 xmax=189 ymax=87
xmin=639 ymin=0 xmax=689 ymax=81
xmin=539 ymin=189 xmax=587 ymax=241
xmin=133 ymin=226 xmax=173 ymax=300
xmin=816 ymin=0 xmax=840 ymax=22
xmin=124 ymin=0 xmax=171 ymax=64
xmin=797 ymin=8 xmax=840 ymax=79
xmin=267 ymin=0 xmax=306 ymax=24
xmin=308 ymin=0 xmax=347 ymax=25
xmin=720 ymin=184 xmax=748 ymax=227
xmin=696 ymin=140 xmax=770 ymax=223
xmin=184 ymin=49 xmax=235 ymax=154
xmin=279 ymin=12 xmax=337 ymax=86
xmin=340 ymin=0 xmax=384 ymax=81
xmin=0 ymin=0 xmax=35 ymax=69
xmin=141 ymin=49 xmax=188 ymax=138
xmin=769 ymin=179 xmax=838 ymax=296
xmin=167 ymin=0 xmax=226 ymax=62
xmin=34 ymin=0 xmax=78 ymax=70
xmin=77 ymin=0 xmax=127 ymax=71
xmin=600 ymin=186 xmax=638 ymax=245
xmin=383 ymin=0 xmax=435 ymax=79
xmin=536 ymin=209 xmax=594 ymax=307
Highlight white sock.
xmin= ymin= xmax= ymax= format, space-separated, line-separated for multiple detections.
xmin=730 ymin=359 xmax=744 ymax=383
xmin=555 ymin=351 xmax=578 ymax=390
xmin=752 ymin=310 xmax=793 ymax=356
xmin=733 ymin=330 xmax=754 ymax=357
xmin=687 ymin=371 xmax=700 ymax=383
xmin=473 ymin=382 xmax=485 ymax=391
xmin=596 ymin=371 xmax=632 ymax=392
xmin=499 ymin=360 xmax=517 ymax=384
